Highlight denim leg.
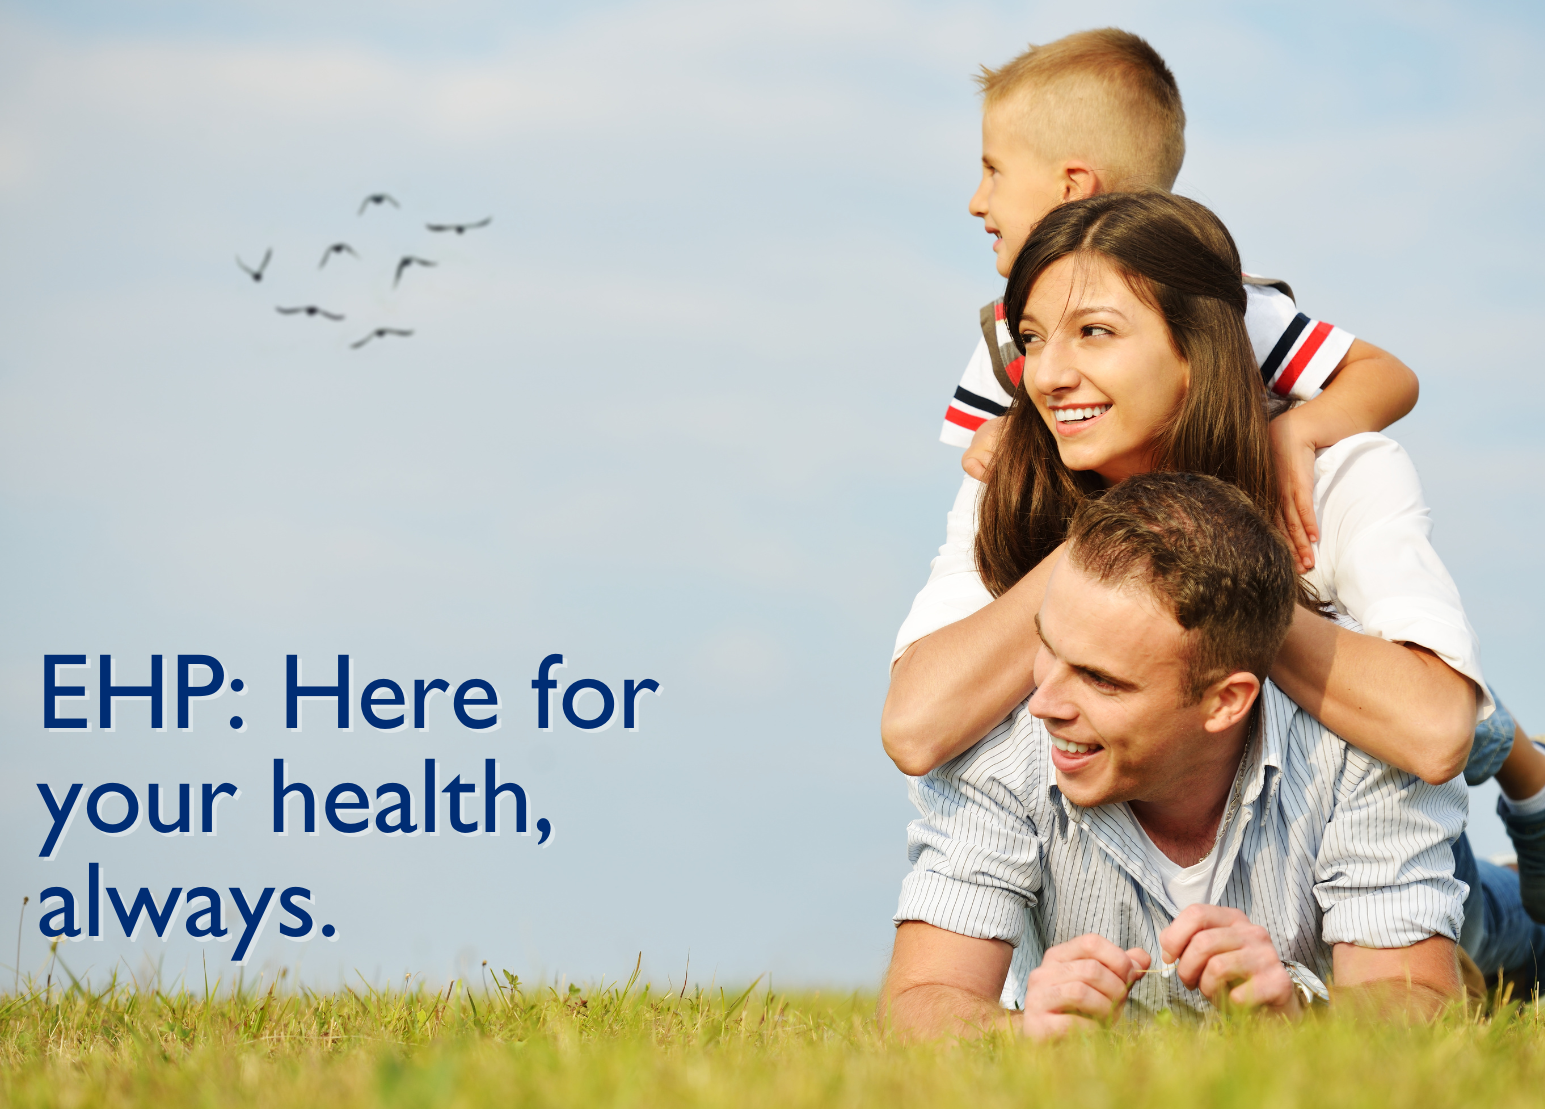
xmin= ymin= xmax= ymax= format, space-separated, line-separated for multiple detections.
xmin=1465 ymin=686 xmax=1516 ymax=785
xmin=1454 ymin=832 xmax=1486 ymax=957
xmin=1464 ymin=854 xmax=1545 ymax=996
xmin=1498 ymin=790 xmax=1545 ymax=925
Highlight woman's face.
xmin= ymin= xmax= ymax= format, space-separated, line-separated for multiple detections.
xmin=1018 ymin=253 xmax=1190 ymax=485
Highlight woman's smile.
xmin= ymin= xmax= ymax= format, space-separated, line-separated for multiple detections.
xmin=1048 ymin=403 xmax=1112 ymax=435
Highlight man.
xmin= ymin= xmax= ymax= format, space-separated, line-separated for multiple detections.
xmin=882 ymin=473 xmax=1466 ymax=1038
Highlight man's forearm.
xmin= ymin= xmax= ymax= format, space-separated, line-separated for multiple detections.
xmin=881 ymin=983 xmax=1016 ymax=1040
xmin=1332 ymin=981 xmax=1456 ymax=1020
xmin=1269 ymin=607 xmax=1476 ymax=784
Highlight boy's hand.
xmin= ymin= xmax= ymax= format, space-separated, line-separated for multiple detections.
xmin=962 ymin=417 xmax=1005 ymax=480
xmin=1268 ymin=407 xmax=1320 ymax=571
xmin=1019 ymin=934 xmax=1149 ymax=1039
xmin=1159 ymin=905 xmax=1302 ymax=1017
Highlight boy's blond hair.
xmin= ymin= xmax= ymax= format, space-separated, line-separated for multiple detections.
xmin=978 ymin=28 xmax=1185 ymax=191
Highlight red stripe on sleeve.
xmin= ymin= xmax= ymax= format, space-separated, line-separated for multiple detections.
xmin=944 ymin=406 xmax=988 ymax=432
xmin=1006 ymin=355 xmax=1024 ymax=387
xmin=1272 ymin=321 xmax=1333 ymax=396
xmin=994 ymin=302 xmax=1006 ymax=321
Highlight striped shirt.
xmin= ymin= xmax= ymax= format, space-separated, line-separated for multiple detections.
xmin=894 ymin=682 xmax=1468 ymax=1018
xmin=941 ymin=281 xmax=1355 ymax=446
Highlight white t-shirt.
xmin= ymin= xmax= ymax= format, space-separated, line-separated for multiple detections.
xmin=892 ymin=433 xmax=1494 ymax=720
xmin=1131 ymin=812 xmax=1220 ymax=913
xmin=940 ymin=281 xmax=1356 ymax=447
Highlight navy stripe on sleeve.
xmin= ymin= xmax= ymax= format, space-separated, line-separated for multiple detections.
xmin=953 ymin=386 xmax=1008 ymax=417
xmin=1260 ymin=312 xmax=1310 ymax=384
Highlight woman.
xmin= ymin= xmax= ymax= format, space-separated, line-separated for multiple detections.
xmin=881 ymin=191 xmax=1545 ymax=970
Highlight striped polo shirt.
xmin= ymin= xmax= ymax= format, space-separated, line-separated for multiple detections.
xmin=895 ymin=682 xmax=1468 ymax=1017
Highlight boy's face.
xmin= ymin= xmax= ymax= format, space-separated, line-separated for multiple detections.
xmin=969 ymin=102 xmax=1069 ymax=278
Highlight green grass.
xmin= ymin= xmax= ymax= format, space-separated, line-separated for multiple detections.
xmin=3 ymin=960 xmax=1545 ymax=1108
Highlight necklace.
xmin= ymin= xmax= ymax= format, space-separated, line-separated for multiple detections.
xmin=1155 ymin=710 xmax=1258 ymax=981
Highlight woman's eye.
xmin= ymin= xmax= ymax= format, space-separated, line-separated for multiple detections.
xmin=1083 ymin=324 xmax=1113 ymax=337
xmin=1019 ymin=332 xmax=1042 ymax=346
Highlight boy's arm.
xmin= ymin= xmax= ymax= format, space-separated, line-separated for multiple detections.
xmin=1271 ymin=339 xmax=1418 ymax=570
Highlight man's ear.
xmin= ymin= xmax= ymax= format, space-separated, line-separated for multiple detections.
xmin=1060 ymin=159 xmax=1103 ymax=201
xmin=1199 ymin=672 xmax=1261 ymax=735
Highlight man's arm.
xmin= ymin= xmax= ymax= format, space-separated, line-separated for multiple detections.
xmin=882 ymin=922 xmax=1150 ymax=1040
xmin=880 ymin=922 xmax=1015 ymax=1039
xmin=1331 ymin=936 xmax=1462 ymax=1018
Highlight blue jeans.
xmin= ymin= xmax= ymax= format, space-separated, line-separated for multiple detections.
xmin=1453 ymin=832 xmax=1545 ymax=993
xmin=1465 ymin=686 xmax=1516 ymax=785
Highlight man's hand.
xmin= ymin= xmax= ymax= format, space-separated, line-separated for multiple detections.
xmin=1020 ymin=934 xmax=1150 ymax=1039
xmin=1268 ymin=407 xmax=1321 ymax=572
xmin=962 ymin=416 xmax=1005 ymax=480
xmin=1160 ymin=905 xmax=1302 ymax=1016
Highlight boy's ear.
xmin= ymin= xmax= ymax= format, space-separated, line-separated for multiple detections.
xmin=1060 ymin=159 xmax=1103 ymax=201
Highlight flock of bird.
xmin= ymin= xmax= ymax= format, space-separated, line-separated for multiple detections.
xmin=236 ymin=193 xmax=491 ymax=349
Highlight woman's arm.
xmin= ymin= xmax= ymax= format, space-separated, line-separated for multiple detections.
xmin=1280 ymin=434 xmax=1486 ymax=784
xmin=883 ymin=544 xmax=1064 ymax=776
xmin=1269 ymin=608 xmax=1477 ymax=784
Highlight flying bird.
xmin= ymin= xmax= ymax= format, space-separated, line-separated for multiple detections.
xmin=426 ymin=217 xmax=492 ymax=235
xmin=358 ymin=193 xmax=400 ymax=215
xmin=236 ymin=248 xmax=272 ymax=282
xmin=351 ymin=327 xmax=414 ymax=350
xmin=276 ymin=305 xmax=345 ymax=320
xmin=393 ymin=255 xmax=437 ymax=288
xmin=318 ymin=242 xmax=359 ymax=268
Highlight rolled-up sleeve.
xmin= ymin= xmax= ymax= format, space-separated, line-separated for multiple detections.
xmin=1314 ymin=748 xmax=1468 ymax=948
xmin=895 ymin=722 xmax=1044 ymax=945
xmin=892 ymin=476 xmax=994 ymax=664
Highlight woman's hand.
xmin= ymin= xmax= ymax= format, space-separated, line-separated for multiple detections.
xmin=1268 ymin=407 xmax=1321 ymax=572
xmin=962 ymin=417 xmax=1005 ymax=480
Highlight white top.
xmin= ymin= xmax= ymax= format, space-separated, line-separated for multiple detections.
xmin=941 ymin=281 xmax=1355 ymax=447
xmin=1131 ymin=814 xmax=1221 ymax=912
xmin=892 ymin=432 xmax=1493 ymax=720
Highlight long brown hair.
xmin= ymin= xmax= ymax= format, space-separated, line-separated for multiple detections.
xmin=976 ymin=191 xmax=1279 ymax=597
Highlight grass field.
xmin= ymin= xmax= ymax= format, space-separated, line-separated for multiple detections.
xmin=3 ymin=959 xmax=1545 ymax=1108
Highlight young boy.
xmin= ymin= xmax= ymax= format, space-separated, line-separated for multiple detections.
xmin=908 ymin=27 xmax=1545 ymax=924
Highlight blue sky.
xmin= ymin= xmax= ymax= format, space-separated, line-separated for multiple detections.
xmin=2 ymin=0 xmax=1543 ymax=989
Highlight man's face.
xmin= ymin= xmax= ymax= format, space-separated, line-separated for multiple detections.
xmin=1027 ymin=557 xmax=1214 ymax=809
xmin=968 ymin=102 xmax=1067 ymax=278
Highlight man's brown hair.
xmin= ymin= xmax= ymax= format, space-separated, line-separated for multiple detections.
xmin=1067 ymin=472 xmax=1298 ymax=703
xmin=978 ymin=28 xmax=1185 ymax=191
xmin=976 ymin=191 xmax=1278 ymax=598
